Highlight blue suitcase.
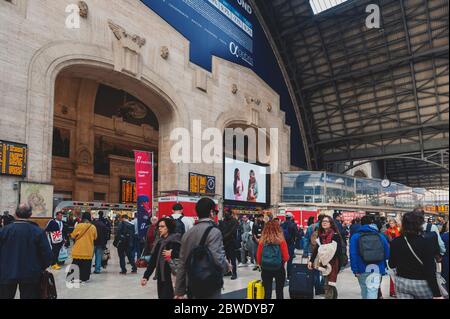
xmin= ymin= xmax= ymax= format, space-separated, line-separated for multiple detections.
xmin=289 ymin=263 xmax=314 ymax=299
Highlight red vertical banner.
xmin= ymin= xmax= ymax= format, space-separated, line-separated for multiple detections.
xmin=134 ymin=151 xmax=153 ymax=239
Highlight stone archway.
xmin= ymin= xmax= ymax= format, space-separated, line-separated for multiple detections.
xmin=26 ymin=41 xmax=189 ymax=195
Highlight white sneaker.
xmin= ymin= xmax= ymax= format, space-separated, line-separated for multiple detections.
xmin=238 ymin=263 xmax=248 ymax=268
xmin=249 ymin=263 xmax=255 ymax=267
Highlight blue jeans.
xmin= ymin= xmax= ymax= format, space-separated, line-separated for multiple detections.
xmin=314 ymin=269 xmax=325 ymax=295
xmin=357 ymin=273 xmax=382 ymax=299
xmin=118 ymin=246 xmax=137 ymax=273
xmin=132 ymin=235 xmax=141 ymax=260
xmin=94 ymin=246 xmax=104 ymax=273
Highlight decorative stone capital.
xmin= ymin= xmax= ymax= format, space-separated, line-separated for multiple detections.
xmin=108 ymin=20 xmax=146 ymax=77
xmin=78 ymin=1 xmax=88 ymax=18
xmin=160 ymin=46 xmax=169 ymax=60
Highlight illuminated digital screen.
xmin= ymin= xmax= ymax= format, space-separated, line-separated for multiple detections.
xmin=0 ymin=140 xmax=27 ymax=177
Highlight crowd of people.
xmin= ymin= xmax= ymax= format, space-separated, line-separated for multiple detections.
xmin=0 ymin=200 xmax=448 ymax=300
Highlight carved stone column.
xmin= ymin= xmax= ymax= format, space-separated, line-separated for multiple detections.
xmin=73 ymin=79 xmax=98 ymax=201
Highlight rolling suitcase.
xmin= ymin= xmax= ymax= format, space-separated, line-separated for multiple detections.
xmin=289 ymin=263 xmax=314 ymax=299
xmin=247 ymin=280 xmax=265 ymax=299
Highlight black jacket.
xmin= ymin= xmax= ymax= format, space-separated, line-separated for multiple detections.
xmin=219 ymin=218 xmax=239 ymax=249
xmin=93 ymin=219 xmax=109 ymax=247
xmin=0 ymin=220 xmax=53 ymax=284
xmin=144 ymin=234 xmax=181 ymax=282
xmin=389 ymin=234 xmax=441 ymax=297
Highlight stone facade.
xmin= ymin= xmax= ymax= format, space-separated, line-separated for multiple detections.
xmin=0 ymin=0 xmax=291 ymax=213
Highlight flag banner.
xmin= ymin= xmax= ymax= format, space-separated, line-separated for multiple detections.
xmin=134 ymin=151 xmax=154 ymax=239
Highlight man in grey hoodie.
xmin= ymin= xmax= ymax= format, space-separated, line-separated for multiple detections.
xmin=175 ymin=198 xmax=230 ymax=299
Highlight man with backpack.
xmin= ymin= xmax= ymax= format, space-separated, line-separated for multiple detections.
xmin=171 ymin=203 xmax=194 ymax=237
xmin=350 ymin=215 xmax=390 ymax=299
xmin=175 ymin=198 xmax=230 ymax=299
xmin=281 ymin=213 xmax=298 ymax=280
xmin=114 ymin=215 xmax=137 ymax=275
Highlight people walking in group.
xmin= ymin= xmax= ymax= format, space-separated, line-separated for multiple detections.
xmin=308 ymin=215 xmax=343 ymax=299
xmin=252 ymin=214 xmax=266 ymax=271
xmin=92 ymin=215 xmax=109 ymax=274
xmin=281 ymin=212 xmax=298 ymax=280
xmin=350 ymin=215 xmax=390 ymax=299
xmin=69 ymin=212 xmax=97 ymax=283
xmin=219 ymin=210 xmax=239 ymax=280
xmin=389 ymin=211 xmax=443 ymax=299
xmin=141 ymin=217 xmax=181 ymax=299
xmin=0 ymin=204 xmax=53 ymax=299
xmin=114 ymin=214 xmax=137 ymax=275
xmin=175 ymin=198 xmax=230 ymax=299
xmin=238 ymin=215 xmax=254 ymax=267
xmin=256 ymin=221 xmax=289 ymax=299
xmin=45 ymin=211 xmax=65 ymax=270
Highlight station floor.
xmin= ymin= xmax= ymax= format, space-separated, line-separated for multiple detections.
xmin=45 ymin=243 xmax=391 ymax=300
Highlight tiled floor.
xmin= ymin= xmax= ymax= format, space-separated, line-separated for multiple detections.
xmin=45 ymin=242 xmax=391 ymax=299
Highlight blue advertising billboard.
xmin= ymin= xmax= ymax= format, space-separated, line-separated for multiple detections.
xmin=140 ymin=0 xmax=307 ymax=167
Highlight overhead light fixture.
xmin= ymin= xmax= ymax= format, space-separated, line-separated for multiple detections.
xmin=309 ymin=0 xmax=349 ymax=15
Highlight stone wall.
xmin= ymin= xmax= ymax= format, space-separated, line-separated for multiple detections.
xmin=0 ymin=0 xmax=291 ymax=212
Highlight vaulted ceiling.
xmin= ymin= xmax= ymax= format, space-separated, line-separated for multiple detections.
xmin=253 ymin=0 xmax=449 ymax=188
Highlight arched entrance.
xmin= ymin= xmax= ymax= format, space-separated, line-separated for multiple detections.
xmin=50 ymin=64 xmax=179 ymax=204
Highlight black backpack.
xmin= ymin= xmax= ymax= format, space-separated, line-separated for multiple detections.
xmin=358 ymin=232 xmax=385 ymax=264
xmin=171 ymin=215 xmax=186 ymax=237
xmin=186 ymin=226 xmax=223 ymax=297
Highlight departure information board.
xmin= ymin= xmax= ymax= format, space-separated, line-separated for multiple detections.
xmin=121 ymin=178 xmax=137 ymax=204
xmin=189 ymin=172 xmax=216 ymax=194
xmin=0 ymin=141 xmax=27 ymax=177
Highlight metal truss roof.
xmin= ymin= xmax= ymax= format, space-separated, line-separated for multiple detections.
xmin=253 ymin=0 xmax=449 ymax=188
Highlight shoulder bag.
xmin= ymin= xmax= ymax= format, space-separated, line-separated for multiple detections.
xmin=404 ymin=236 xmax=448 ymax=299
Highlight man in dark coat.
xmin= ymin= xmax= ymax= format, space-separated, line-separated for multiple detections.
xmin=0 ymin=204 xmax=53 ymax=299
xmin=93 ymin=216 xmax=109 ymax=274
xmin=219 ymin=210 xmax=239 ymax=280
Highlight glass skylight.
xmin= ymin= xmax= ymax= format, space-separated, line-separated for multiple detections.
xmin=309 ymin=0 xmax=349 ymax=15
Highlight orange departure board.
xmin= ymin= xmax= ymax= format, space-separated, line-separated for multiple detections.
xmin=189 ymin=172 xmax=216 ymax=194
xmin=0 ymin=141 xmax=27 ymax=177
xmin=120 ymin=178 xmax=136 ymax=204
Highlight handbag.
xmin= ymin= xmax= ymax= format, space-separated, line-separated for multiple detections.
xmin=40 ymin=271 xmax=57 ymax=299
xmin=404 ymin=237 xmax=449 ymax=298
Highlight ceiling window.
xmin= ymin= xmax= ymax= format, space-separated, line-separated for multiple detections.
xmin=309 ymin=0 xmax=349 ymax=15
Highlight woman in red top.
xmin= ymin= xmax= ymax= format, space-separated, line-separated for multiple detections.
xmin=256 ymin=221 xmax=290 ymax=299
xmin=385 ymin=219 xmax=401 ymax=241
xmin=385 ymin=219 xmax=401 ymax=298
